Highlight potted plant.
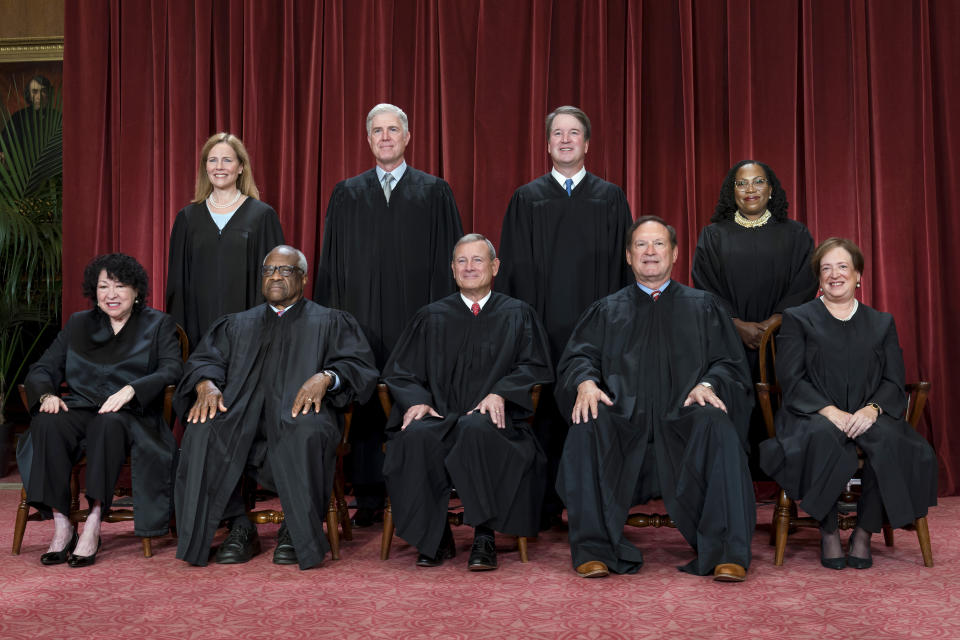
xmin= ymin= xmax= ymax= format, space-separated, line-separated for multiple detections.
xmin=0 ymin=81 xmax=62 ymax=474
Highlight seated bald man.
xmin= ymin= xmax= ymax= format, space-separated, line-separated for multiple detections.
xmin=556 ymin=216 xmax=755 ymax=581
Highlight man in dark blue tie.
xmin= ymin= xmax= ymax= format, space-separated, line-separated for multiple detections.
xmin=497 ymin=106 xmax=634 ymax=530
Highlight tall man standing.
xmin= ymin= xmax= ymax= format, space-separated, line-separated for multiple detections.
xmin=315 ymin=104 xmax=464 ymax=525
xmin=497 ymin=106 xmax=633 ymax=527
xmin=175 ymin=245 xmax=378 ymax=570
xmin=556 ymin=216 xmax=755 ymax=581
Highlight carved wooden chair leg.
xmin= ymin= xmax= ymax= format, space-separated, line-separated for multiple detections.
xmin=882 ymin=523 xmax=895 ymax=547
xmin=142 ymin=537 xmax=153 ymax=558
xmin=773 ymin=489 xmax=792 ymax=566
xmin=334 ymin=472 xmax=352 ymax=541
xmin=914 ymin=516 xmax=933 ymax=567
xmin=380 ymin=496 xmax=394 ymax=561
xmin=517 ymin=536 xmax=528 ymax=562
xmin=326 ymin=494 xmax=340 ymax=560
xmin=12 ymin=487 xmax=29 ymax=554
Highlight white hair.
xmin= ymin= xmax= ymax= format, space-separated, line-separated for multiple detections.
xmin=366 ymin=103 xmax=409 ymax=135
xmin=452 ymin=233 xmax=496 ymax=261
xmin=264 ymin=245 xmax=308 ymax=273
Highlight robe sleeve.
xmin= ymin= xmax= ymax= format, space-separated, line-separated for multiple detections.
xmin=555 ymin=300 xmax=609 ymax=416
xmin=772 ymin=224 xmax=817 ymax=314
xmin=251 ymin=202 xmax=285 ymax=302
xmin=611 ymin=187 xmax=635 ymax=289
xmin=314 ymin=184 xmax=345 ymax=306
xmin=698 ymin=296 xmax=754 ymax=439
xmin=321 ymin=310 xmax=378 ymax=408
xmin=691 ymin=226 xmax=737 ymax=317
xmin=776 ymin=308 xmax=834 ymax=415
xmin=871 ymin=317 xmax=908 ymax=419
xmin=165 ymin=209 xmax=189 ymax=323
xmin=495 ymin=189 xmax=536 ymax=303
xmin=173 ymin=314 xmax=233 ymax=419
xmin=129 ymin=313 xmax=184 ymax=409
xmin=23 ymin=320 xmax=70 ymax=408
xmin=489 ymin=306 xmax=554 ymax=416
xmin=428 ymin=181 xmax=464 ymax=302
xmin=381 ymin=309 xmax=435 ymax=420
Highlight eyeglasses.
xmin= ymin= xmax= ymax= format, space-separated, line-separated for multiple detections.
xmin=261 ymin=265 xmax=302 ymax=277
xmin=734 ymin=178 xmax=769 ymax=190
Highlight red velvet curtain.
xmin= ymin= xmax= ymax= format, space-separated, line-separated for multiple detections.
xmin=62 ymin=0 xmax=960 ymax=494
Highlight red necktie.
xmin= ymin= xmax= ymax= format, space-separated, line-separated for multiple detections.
xmin=277 ymin=308 xmax=285 ymax=316
xmin=471 ymin=302 xmax=480 ymax=316
xmin=651 ymin=290 xmax=661 ymax=301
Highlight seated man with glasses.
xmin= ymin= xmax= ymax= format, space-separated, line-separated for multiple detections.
xmin=174 ymin=245 xmax=378 ymax=569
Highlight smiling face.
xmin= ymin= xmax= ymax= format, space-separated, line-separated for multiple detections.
xmin=732 ymin=163 xmax=772 ymax=219
xmin=451 ymin=240 xmax=500 ymax=299
xmin=547 ymin=113 xmax=589 ymax=174
xmin=261 ymin=248 xmax=307 ymax=309
xmin=626 ymin=221 xmax=678 ymax=289
xmin=367 ymin=113 xmax=410 ymax=171
xmin=818 ymin=246 xmax=860 ymax=305
xmin=205 ymin=142 xmax=243 ymax=192
xmin=96 ymin=270 xmax=136 ymax=324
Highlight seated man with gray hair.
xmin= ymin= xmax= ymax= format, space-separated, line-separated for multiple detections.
xmin=174 ymin=245 xmax=378 ymax=569
xmin=382 ymin=234 xmax=553 ymax=570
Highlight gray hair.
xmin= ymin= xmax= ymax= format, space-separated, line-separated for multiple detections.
xmin=264 ymin=245 xmax=308 ymax=273
xmin=366 ymin=103 xmax=409 ymax=135
xmin=452 ymin=233 xmax=497 ymax=262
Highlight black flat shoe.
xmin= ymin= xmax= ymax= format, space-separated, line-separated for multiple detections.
xmin=820 ymin=540 xmax=845 ymax=570
xmin=272 ymin=523 xmax=298 ymax=565
xmin=846 ymin=553 xmax=873 ymax=569
xmin=467 ymin=535 xmax=498 ymax=571
xmin=416 ymin=525 xmax=456 ymax=567
xmin=67 ymin=537 xmax=102 ymax=568
xmin=41 ymin=529 xmax=78 ymax=566
xmin=215 ymin=525 xmax=261 ymax=564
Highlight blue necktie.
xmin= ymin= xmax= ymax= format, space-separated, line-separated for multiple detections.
xmin=565 ymin=178 xmax=573 ymax=196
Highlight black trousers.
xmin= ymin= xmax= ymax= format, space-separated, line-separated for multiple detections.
xmin=24 ymin=408 xmax=131 ymax=515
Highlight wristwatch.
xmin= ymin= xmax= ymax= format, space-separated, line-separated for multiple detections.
xmin=867 ymin=402 xmax=882 ymax=415
xmin=699 ymin=381 xmax=713 ymax=390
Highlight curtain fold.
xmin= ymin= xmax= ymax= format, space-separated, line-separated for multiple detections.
xmin=62 ymin=0 xmax=960 ymax=493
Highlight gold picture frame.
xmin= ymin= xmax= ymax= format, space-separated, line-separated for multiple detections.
xmin=0 ymin=36 xmax=64 ymax=63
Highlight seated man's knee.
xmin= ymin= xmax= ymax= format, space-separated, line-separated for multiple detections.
xmin=88 ymin=412 xmax=129 ymax=439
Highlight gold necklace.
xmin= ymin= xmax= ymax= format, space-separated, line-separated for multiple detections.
xmin=734 ymin=210 xmax=772 ymax=228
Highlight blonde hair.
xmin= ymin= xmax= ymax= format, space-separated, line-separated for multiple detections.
xmin=193 ymin=132 xmax=260 ymax=203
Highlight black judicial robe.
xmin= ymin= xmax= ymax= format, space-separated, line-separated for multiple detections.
xmin=556 ymin=283 xmax=755 ymax=575
xmin=381 ymin=292 xmax=554 ymax=556
xmin=314 ymin=167 xmax=463 ymax=367
xmin=173 ymin=300 xmax=378 ymax=569
xmin=166 ymin=198 xmax=284 ymax=350
xmin=496 ymin=172 xmax=633 ymax=364
xmin=692 ymin=218 xmax=817 ymax=326
xmin=18 ymin=308 xmax=182 ymax=536
xmin=759 ymin=300 xmax=937 ymax=527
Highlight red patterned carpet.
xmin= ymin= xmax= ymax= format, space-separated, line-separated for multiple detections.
xmin=0 ymin=479 xmax=957 ymax=640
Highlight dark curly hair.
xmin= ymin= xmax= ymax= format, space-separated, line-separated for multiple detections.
xmin=711 ymin=159 xmax=789 ymax=222
xmin=81 ymin=253 xmax=150 ymax=313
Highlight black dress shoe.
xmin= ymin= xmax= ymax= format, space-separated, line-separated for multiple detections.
xmin=846 ymin=553 xmax=873 ymax=570
xmin=272 ymin=523 xmax=298 ymax=565
xmin=41 ymin=528 xmax=78 ymax=566
xmin=416 ymin=525 xmax=456 ymax=567
xmin=215 ymin=525 xmax=261 ymax=564
xmin=467 ymin=535 xmax=498 ymax=571
xmin=351 ymin=507 xmax=384 ymax=528
xmin=820 ymin=540 xmax=846 ymax=570
xmin=68 ymin=537 xmax=102 ymax=568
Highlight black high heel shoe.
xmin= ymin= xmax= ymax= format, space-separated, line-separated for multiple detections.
xmin=67 ymin=537 xmax=102 ymax=568
xmin=41 ymin=528 xmax=78 ymax=565
xmin=820 ymin=539 xmax=846 ymax=570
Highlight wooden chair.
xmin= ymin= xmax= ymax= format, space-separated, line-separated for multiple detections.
xmin=378 ymin=382 xmax=542 ymax=563
xmin=12 ymin=324 xmax=189 ymax=558
xmin=244 ymin=404 xmax=355 ymax=560
xmin=754 ymin=316 xmax=934 ymax=567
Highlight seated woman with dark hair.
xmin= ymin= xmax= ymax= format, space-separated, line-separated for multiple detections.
xmin=759 ymin=238 xmax=937 ymax=570
xmin=18 ymin=253 xmax=182 ymax=567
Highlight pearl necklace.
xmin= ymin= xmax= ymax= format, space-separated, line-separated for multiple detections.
xmin=734 ymin=209 xmax=772 ymax=228
xmin=208 ymin=190 xmax=243 ymax=209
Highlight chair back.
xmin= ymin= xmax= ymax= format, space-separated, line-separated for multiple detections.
xmin=755 ymin=318 xmax=783 ymax=439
